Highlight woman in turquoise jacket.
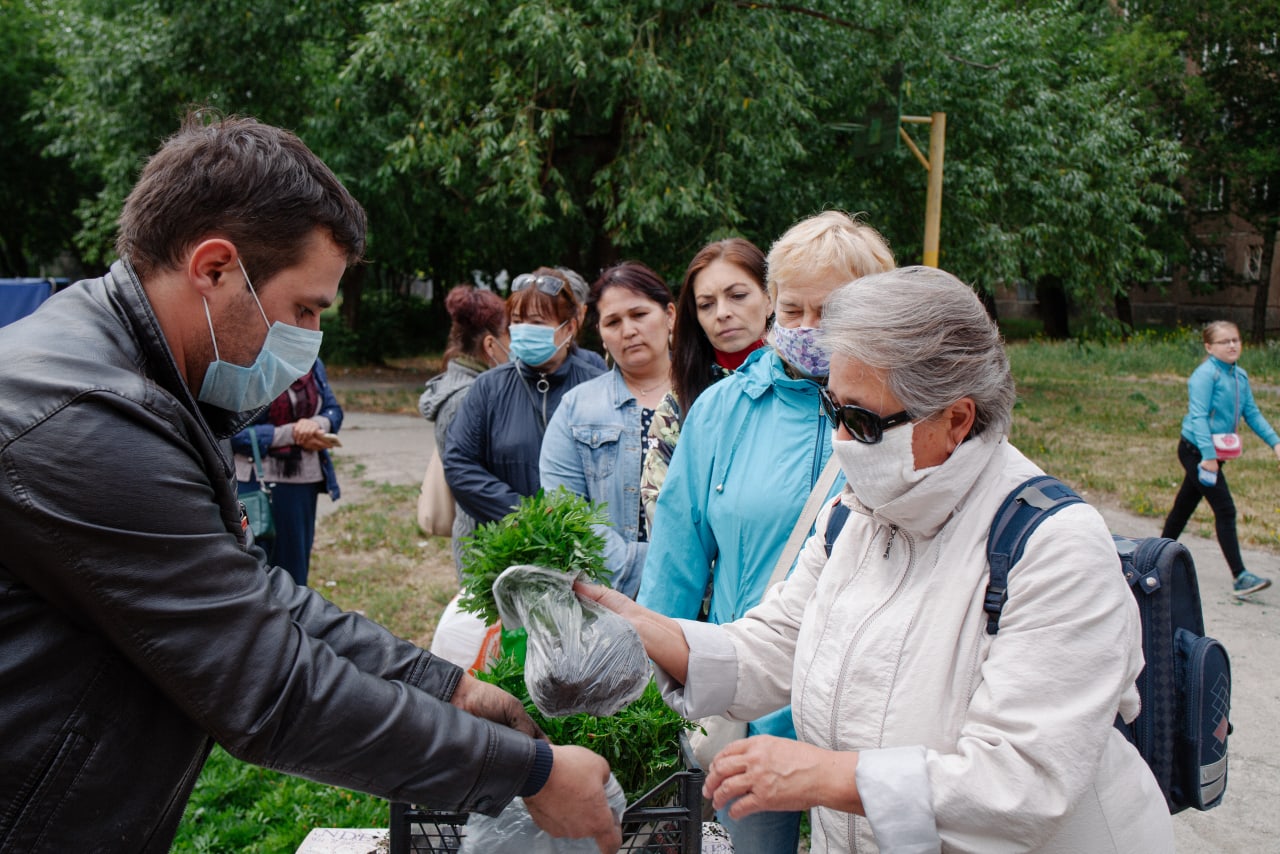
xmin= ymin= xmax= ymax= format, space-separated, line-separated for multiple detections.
xmin=1162 ymin=320 xmax=1280 ymax=597
xmin=637 ymin=211 xmax=895 ymax=854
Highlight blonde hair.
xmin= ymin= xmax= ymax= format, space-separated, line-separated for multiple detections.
xmin=765 ymin=210 xmax=895 ymax=300
xmin=1202 ymin=321 xmax=1239 ymax=346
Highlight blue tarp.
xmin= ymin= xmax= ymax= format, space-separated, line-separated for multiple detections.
xmin=0 ymin=278 xmax=63 ymax=328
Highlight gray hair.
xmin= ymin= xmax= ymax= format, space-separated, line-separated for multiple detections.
xmin=820 ymin=266 xmax=1016 ymax=438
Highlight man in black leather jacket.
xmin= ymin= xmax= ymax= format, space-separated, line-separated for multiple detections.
xmin=0 ymin=113 xmax=621 ymax=853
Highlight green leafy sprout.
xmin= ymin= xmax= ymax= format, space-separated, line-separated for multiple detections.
xmin=458 ymin=487 xmax=612 ymax=625
xmin=476 ymin=638 xmax=695 ymax=802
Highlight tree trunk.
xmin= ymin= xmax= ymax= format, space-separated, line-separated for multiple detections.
xmin=1250 ymin=225 xmax=1276 ymax=344
xmin=340 ymin=264 xmax=366 ymax=333
xmin=977 ymin=287 xmax=999 ymax=324
xmin=1035 ymin=274 xmax=1071 ymax=339
xmin=1114 ymin=289 xmax=1134 ymax=334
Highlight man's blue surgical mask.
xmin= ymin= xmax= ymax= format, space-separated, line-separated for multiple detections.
xmin=197 ymin=259 xmax=323 ymax=412
xmin=508 ymin=321 xmax=568 ymax=367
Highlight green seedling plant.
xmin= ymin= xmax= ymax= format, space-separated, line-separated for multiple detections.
xmin=477 ymin=640 xmax=693 ymax=802
xmin=460 ymin=487 xmax=694 ymax=800
xmin=458 ymin=487 xmax=612 ymax=625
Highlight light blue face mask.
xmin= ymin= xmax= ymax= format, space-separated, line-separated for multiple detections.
xmin=508 ymin=321 xmax=568 ymax=367
xmin=197 ymin=259 xmax=323 ymax=412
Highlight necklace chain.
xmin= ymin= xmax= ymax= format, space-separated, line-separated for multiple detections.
xmin=629 ymin=378 xmax=668 ymax=396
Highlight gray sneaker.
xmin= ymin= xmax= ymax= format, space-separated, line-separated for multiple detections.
xmin=1233 ymin=570 xmax=1272 ymax=598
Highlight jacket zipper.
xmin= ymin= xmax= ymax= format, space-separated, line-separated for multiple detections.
xmin=827 ymin=523 xmax=915 ymax=753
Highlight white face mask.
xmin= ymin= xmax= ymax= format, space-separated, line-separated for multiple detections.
xmin=830 ymin=422 xmax=930 ymax=510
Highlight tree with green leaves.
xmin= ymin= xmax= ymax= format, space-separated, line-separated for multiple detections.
xmin=833 ymin=1 xmax=1184 ymax=336
xmin=344 ymin=0 xmax=828 ymax=282
xmin=1124 ymin=2 xmax=1280 ymax=342
xmin=0 ymin=0 xmax=89 ymax=276
xmin=35 ymin=0 xmax=367 ymax=267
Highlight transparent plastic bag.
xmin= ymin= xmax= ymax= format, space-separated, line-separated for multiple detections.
xmin=492 ymin=565 xmax=651 ymax=717
xmin=460 ymin=772 xmax=626 ymax=853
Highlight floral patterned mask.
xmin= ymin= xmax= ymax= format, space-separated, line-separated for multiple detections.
xmin=772 ymin=323 xmax=830 ymax=378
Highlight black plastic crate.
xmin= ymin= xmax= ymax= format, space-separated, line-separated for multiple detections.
xmin=390 ymin=738 xmax=704 ymax=854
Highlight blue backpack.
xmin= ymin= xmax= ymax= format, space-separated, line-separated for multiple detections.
xmin=823 ymin=474 xmax=1231 ymax=813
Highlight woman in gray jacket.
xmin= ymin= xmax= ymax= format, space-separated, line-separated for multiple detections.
xmin=419 ymin=284 xmax=509 ymax=578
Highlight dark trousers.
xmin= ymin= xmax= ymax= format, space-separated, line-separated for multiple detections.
xmin=1162 ymin=437 xmax=1245 ymax=578
xmin=238 ymin=480 xmax=321 ymax=586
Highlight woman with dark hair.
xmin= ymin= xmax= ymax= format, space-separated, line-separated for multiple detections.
xmin=443 ymin=267 xmax=602 ymax=526
xmin=637 ymin=211 xmax=895 ymax=854
xmin=418 ymin=285 xmax=510 ymax=578
xmin=640 ymin=238 xmax=771 ymax=531
xmin=540 ymin=261 xmax=674 ymax=597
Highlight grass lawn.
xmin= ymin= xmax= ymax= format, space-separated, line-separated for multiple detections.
xmin=172 ymin=331 xmax=1280 ymax=852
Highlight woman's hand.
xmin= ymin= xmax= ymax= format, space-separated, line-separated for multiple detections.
xmin=574 ymin=581 xmax=690 ymax=683
xmin=703 ymin=735 xmax=863 ymax=819
xmin=1272 ymin=444 xmax=1280 ymax=466
xmin=293 ymin=417 xmax=323 ymax=443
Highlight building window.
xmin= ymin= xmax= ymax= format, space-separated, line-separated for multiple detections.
xmin=1199 ymin=175 xmax=1226 ymax=212
xmin=1243 ymin=245 xmax=1263 ymax=281
xmin=1191 ymin=247 xmax=1226 ymax=284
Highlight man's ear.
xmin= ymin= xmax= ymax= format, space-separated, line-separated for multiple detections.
xmin=187 ymin=238 xmax=239 ymax=298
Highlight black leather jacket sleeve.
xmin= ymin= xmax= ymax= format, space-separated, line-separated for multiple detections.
xmin=0 ymin=390 xmax=533 ymax=814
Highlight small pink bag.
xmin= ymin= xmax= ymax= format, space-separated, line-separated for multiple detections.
xmin=1212 ymin=432 xmax=1242 ymax=460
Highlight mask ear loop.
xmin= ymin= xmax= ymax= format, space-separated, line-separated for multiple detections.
xmin=236 ymin=257 xmax=272 ymax=330
xmin=201 ymin=299 xmax=221 ymax=361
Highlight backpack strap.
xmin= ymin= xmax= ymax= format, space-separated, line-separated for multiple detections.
xmin=824 ymin=498 xmax=851 ymax=558
xmin=984 ymin=475 xmax=1083 ymax=635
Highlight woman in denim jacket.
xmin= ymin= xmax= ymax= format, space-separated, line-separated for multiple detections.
xmin=540 ymin=262 xmax=674 ymax=598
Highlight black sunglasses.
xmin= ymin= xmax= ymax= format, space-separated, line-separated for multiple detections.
xmin=820 ymin=386 xmax=913 ymax=444
xmin=512 ymin=273 xmax=569 ymax=299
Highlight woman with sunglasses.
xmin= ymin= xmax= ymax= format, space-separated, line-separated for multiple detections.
xmin=1161 ymin=320 xmax=1280 ymax=598
xmin=639 ymin=238 xmax=772 ymax=534
xmin=582 ymin=267 xmax=1174 ymax=853
xmin=635 ymin=211 xmax=894 ymax=854
xmin=442 ymin=268 xmax=603 ymax=527
xmin=539 ymin=262 xmax=674 ymax=597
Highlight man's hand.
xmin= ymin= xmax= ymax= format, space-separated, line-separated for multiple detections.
xmin=449 ymin=673 xmax=543 ymax=739
xmin=524 ymin=745 xmax=622 ymax=854
xmin=703 ymin=735 xmax=863 ymax=819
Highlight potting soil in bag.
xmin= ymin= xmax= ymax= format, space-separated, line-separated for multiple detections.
xmin=460 ymin=773 xmax=626 ymax=853
xmin=492 ymin=564 xmax=651 ymax=717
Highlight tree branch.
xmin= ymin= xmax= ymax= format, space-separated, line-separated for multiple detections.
xmin=946 ymin=53 xmax=1003 ymax=70
xmin=731 ymin=2 xmax=879 ymax=35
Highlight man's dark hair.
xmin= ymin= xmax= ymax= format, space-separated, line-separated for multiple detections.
xmin=116 ymin=110 xmax=367 ymax=283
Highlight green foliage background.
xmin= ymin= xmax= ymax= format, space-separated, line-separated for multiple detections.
xmin=14 ymin=0 xmax=1264 ymax=340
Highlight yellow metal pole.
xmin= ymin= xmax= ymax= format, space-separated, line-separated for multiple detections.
xmin=921 ymin=112 xmax=946 ymax=268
